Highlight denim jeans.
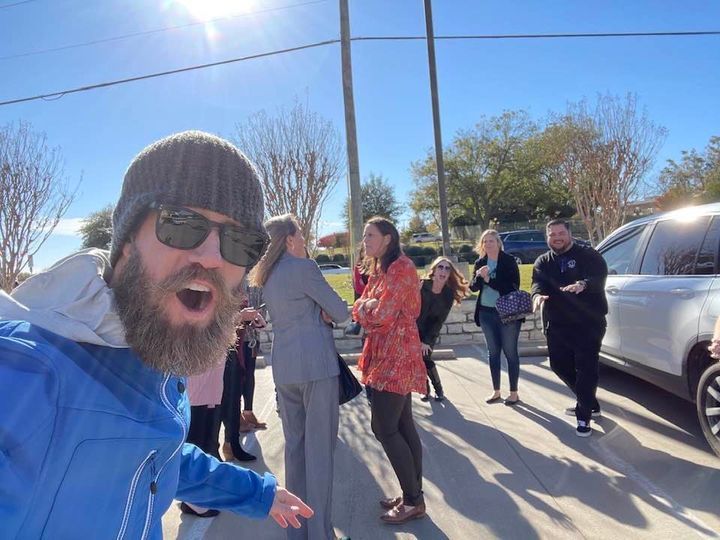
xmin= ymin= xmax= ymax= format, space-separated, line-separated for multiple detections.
xmin=477 ymin=309 xmax=521 ymax=392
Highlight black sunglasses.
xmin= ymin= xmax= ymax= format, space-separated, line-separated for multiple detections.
xmin=151 ymin=204 xmax=268 ymax=267
xmin=436 ymin=264 xmax=452 ymax=271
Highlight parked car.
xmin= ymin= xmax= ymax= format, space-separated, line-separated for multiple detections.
xmin=411 ymin=232 xmax=441 ymax=244
xmin=498 ymin=230 xmax=547 ymax=264
xmin=596 ymin=202 xmax=720 ymax=456
xmin=318 ymin=263 xmax=350 ymax=274
xmin=499 ymin=229 xmax=591 ymax=264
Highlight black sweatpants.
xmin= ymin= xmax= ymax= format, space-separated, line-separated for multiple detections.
xmin=546 ymin=324 xmax=605 ymax=423
xmin=370 ymin=389 xmax=424 ymax=506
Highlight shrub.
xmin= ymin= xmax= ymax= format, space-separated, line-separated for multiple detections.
xmin=404 ymin=245 xmax=423 ymax=256
xmin=315 ymin=254 xmax=331 ymax=263
xmin=332 ymin=254 xmax=346 ymax=263
xmin=421 ymin=246 xmax=437 ymax=257
xmin=458 ymin=244 xmax=473 ymax=253
xmin=409 ymin=255 xmax=427 ymax=267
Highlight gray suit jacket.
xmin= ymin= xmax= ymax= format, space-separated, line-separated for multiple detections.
xmin=264 ymin=253 xmax=349 ymax=385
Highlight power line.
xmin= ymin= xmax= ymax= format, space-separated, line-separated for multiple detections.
xmin=354 ymin=30 xmax=720 ymax=41
xmin=2 ymin=29 xmax=719 ymax=107
xmin=0 ymin=0 xmax=38 ymax=8
xmin=0 ymin=40 xmax=339 ymax=107
xmin=0 ymin=0 xmax=328 ymax=61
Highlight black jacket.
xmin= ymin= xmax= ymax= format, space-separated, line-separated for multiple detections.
xmin=417 ymin=279 xmax=455 ymax=348
xmin=530 ymin=242 xmax=608 ymax=329
xmin=469 ymin=251 xmax=520 ymax=325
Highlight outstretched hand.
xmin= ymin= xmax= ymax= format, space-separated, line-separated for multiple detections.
xmin=269 ymin=487 xmax=314 ymax=529
xmin=532 ymin=295 xmax=548 ymax=312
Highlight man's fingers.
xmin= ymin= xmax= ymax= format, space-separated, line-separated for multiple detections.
xmin=293 ymin=499 xmax=314 ymax=518
xmin=285 ymin=510 xmax=302 ymax=529
xmin=272 ymin=513 xmax=288 ymax=528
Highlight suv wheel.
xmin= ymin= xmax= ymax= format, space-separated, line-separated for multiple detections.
xmin=696 ymin=362 xmax=720 ymax=457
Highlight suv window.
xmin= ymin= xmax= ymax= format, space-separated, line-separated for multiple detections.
xmin=600 ymin=225 xmax=646 ymax=275
xmin=528 ymin=231 xmax=545 ymax=241
xmin=639 ymin=216 xmax=711 ymax=276
xmin=695 ymin=216 xmax=720 ymax=275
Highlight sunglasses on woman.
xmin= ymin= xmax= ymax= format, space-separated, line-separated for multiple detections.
xmin=151 ymin=203 xmax=269 ymax=267
xmin=436 ymin=264 xmax=452 ymax=271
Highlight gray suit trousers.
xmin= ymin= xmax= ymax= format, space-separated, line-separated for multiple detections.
xmin=277 ymin=376 xmax=339 ymax=540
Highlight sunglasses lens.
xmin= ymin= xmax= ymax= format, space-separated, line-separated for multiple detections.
xmin=156 ymin=208 xmax=209 ymax=249
xmin=221 ymin=228 xmax=268 ymax=267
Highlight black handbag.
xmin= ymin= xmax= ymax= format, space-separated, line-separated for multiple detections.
xmin=337 ymin=354 xmax=362 ymax=405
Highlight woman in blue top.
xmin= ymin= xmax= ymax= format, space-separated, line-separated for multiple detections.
xmin=469 ymin=229 xmax=522 ymax=406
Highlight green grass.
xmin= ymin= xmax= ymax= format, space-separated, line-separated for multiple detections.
xmin=325 ymin=264 xmax=533 ymax=305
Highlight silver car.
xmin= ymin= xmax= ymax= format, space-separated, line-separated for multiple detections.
xmin=597 ymin=202 xmax=720 ymax=456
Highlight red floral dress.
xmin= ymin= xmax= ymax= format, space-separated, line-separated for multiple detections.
xmin=352 ymin=255 xmax=425 ymax=395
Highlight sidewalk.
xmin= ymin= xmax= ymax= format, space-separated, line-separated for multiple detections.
xmin=163 ymin=343 xmax=720 ymax=540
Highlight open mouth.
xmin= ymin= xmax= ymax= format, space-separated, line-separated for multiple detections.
xmin=176 ymin=283 xmax=213 ymax=312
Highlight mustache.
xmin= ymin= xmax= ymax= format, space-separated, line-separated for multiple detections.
xmin=152 ymin=263 xmax=233 ymax=297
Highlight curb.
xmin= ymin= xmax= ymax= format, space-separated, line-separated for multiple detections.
xmin=256 ymin=341 xmax=548 ymax=368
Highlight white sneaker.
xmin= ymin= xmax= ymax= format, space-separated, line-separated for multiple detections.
xmin=576 ymin=420 xmax=592 ymax=437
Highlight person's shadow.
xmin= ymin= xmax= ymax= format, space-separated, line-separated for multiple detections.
xmin=509 ymin=400 xmax=720 ymax=536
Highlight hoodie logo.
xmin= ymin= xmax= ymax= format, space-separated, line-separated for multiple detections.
xmin=568 ymin=260 xmax=576 ymax=269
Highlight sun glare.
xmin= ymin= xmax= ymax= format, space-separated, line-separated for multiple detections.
xmin=177 ymin=0 xmax=256 ymax=21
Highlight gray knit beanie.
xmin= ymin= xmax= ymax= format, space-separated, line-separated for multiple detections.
xmin=110 ymin=130 xmax=265 ymax=266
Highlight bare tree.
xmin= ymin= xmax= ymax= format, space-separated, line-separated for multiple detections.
xmin=545 ymin=94 xmax=667 ymax=244
xmin=0 ymin=122 xmax=78 ymax=291
xmin=234 ymin=101 xmax=344 ymax=241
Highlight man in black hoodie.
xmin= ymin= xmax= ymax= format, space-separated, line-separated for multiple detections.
xmin=531 ymin=219 xmax=608 ymax=437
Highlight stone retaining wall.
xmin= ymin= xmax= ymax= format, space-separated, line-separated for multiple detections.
xmin=256 ymin=299 xmax=544 ymax=353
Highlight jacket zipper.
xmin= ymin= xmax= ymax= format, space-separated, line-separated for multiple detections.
xmin=116 ymin=449 xmax=157 ymax=540
xmin=140 ymin=457 xmax=158 ymax=540
xmin=137 ymin=374 xmax=189 ymax=540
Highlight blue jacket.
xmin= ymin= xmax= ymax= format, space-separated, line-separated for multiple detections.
xmin=0 ymin=321 xmax=276 ymax=539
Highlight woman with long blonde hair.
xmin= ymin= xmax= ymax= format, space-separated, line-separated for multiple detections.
xmin=417 ymin=257 xmax=469 ymax=401
xmin=470 ymin=229 xmax=523 ymax=405
xmin=249 ymin=214 xmax=348 ymax=540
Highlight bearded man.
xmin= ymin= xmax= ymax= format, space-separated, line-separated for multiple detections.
xmin=531 ymin=219 xmax=608 ymax=438
xmin=0 ymin=131 xmax=312 ymax=538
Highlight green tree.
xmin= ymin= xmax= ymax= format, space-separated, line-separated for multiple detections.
xmin=656 ymin=136 xmax=720 ymax=210
xmin=343 ymin=173 xmax=403 ymax=227
xmin=409 ymin=110 xmax=574 ymax=230
xmin=79 ymin=205 xmax=113 ymax=250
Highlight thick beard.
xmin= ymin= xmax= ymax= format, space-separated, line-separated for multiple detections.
xmin=112 ymin=246 xmax=242 ymax=376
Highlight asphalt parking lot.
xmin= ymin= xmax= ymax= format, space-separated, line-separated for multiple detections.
xmin=163 ymin=344 xmax=720 ymax=539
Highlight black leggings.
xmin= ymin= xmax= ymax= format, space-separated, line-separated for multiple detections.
xmin=370 ymin=389 xmax=424 ymax=506
xmin=241 ymin=342 xmax=256 ymax=411
xmin=188 ymin=405 xmax=222 ymax=460
xmin=222 ymin=350 xmax=242 ymax=447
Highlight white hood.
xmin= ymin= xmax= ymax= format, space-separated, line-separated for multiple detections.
xmin=0 ymin=249 xmax=128 ymax=347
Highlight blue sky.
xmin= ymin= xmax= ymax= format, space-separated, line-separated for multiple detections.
xmin=1 ymin=0 xmax=718 ymax=271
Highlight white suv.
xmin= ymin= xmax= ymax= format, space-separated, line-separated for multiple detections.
xmin=597 ymin=202 xmax=720 ymax=456
xmin=411 ymin=232 xmax=441 ymax=243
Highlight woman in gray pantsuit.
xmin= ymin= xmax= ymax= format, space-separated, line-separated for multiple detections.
xmin=249 ymin=214 xmax=349 ymax=540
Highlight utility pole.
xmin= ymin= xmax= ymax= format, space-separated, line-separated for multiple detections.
xmin=340 ymin=0 xmax=363 ymax=264
xmin=423 ymin=0 xmax=452 ymax=257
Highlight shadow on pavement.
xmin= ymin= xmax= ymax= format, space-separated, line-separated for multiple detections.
xmin=511 ymin=401 xmax=720 ymax=537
